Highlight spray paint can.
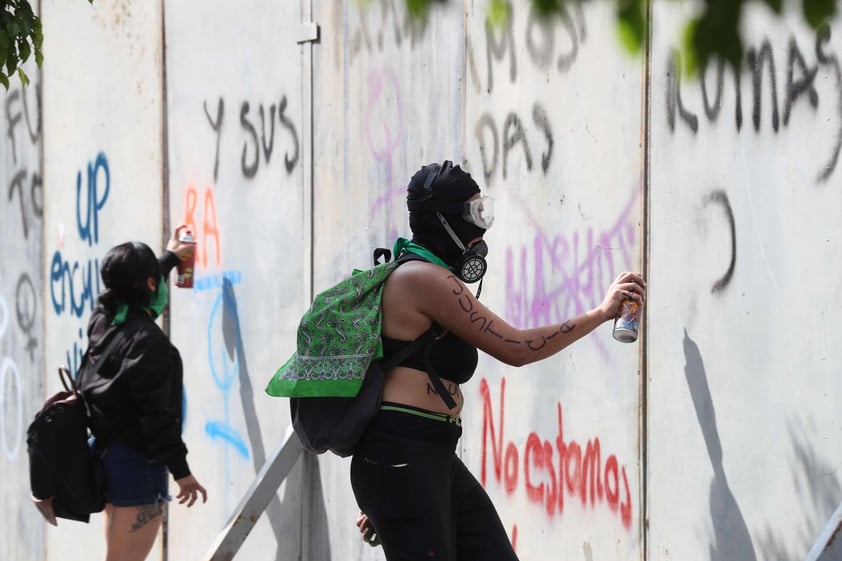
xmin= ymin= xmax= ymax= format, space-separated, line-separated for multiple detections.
xmin=612 ymin=298 xmax=640 ymax=343
xmin=175 ymin=230 xmax=197 ymax=289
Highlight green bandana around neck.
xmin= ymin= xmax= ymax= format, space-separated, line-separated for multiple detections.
xmin=392 ymin=237 xmax=449 ymax=268
xmin=111 ymin=276 xmax=169 ymax=325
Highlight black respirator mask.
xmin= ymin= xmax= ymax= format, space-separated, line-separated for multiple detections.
xmin=436 ymin=214 xmax=489 ymax=283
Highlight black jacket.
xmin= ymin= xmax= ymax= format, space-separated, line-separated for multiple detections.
xmin=79 ymin=251 xmax=191 ymax=479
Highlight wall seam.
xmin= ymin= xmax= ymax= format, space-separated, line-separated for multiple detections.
xmin=640 ymin=1 xmax=654 ymax=560
xmin=302 ymin=1 xmax=316 ymax=560
xmin=160 ymin=2 xmax=171 ymax=560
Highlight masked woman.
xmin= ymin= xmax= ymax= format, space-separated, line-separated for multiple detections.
xmin=79 ymin=225 xmax=207 ymax=561
xmin=353 ymin=161 xmax=645 ymax=561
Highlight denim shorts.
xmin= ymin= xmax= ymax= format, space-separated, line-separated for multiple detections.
xmin=102 ymin=443 xmax=171 ymax=507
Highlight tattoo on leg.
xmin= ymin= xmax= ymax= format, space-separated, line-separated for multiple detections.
xmin=130 ymin=504 xmax=163 ymax=532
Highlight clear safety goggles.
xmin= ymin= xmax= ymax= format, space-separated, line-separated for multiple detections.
xmin=407 ymin=195 xmax=495 ymax=229
xmin=463 ymin=196 xmax=495 ymax=229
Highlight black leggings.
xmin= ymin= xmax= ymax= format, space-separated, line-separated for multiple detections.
xmin=351 ymin=404 xmax=519 ymax=561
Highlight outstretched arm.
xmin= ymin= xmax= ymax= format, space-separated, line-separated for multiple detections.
xmin=159 ymin=224 xmax=194 ymax=279
xmin=386 ymin=262 xmax=645 ymax=367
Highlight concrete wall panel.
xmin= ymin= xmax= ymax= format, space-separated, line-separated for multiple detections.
xmin=648 ymin=3 xmax=842 ymax=560
xmin=309 ymin=2 xmax=471 ymax=558
xmin=40 ymin=1 xmax=164 ymax=559
xmin=164 ymin=2 xmax=307 ymax=560
xmin=460 ymin=1 xmax=644 ymax=558
xmin=0 ymin=1 xmax=839 ymax=560
xmin=0 ymin=57 xmax=45 ymax=561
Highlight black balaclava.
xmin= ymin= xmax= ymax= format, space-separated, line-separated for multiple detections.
xmin=407 ymin=161 xmax=487 ymax=267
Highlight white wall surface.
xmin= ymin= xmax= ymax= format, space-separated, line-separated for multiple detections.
xmin=38 ymin=1 xmax=165 ymax=559
xmin=648 ymin=3 xmax=842 ymax=560
xmin=0 ymin=1 xmax=838 ymax=561
xmin=0 ymin=55 xmax=45 ymax=561
xmin=164 ymin=1 xmax=307 ymax=560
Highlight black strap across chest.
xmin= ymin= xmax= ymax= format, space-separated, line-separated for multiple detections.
xmin=374 ymin=248 xmax=458 ymax=410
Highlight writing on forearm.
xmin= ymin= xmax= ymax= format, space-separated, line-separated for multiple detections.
xmin=448 ymin=276 xmax=508 ymax=341
xmin=446 ymin=276 xmax=578 ymax=352
xmin=524 ymin=321 xmax=576 ymax=350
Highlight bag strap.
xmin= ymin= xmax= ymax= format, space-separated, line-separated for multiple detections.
xmin=58 ymin=365 xmax=78 ymax=393
xmin=377 ymin=250 xmax=459 ymax=410
xmin=422 ymin=329 xmax=458 ymax=410
xmin=379 ymin=329 xmax=432 ymax=374
xmin=372 ymin=247 xmax=392 ymax=265
xmin=71 ymin=326 xmax=128 ymax=437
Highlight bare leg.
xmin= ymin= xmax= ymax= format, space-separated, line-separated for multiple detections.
xmin=103 ymin=502 xmax=164 ymax=561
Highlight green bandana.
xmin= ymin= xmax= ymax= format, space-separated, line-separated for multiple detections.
xmin=111 ymin=276 xmax=169 ymax=325
xmin=392 ymin=237 xmax=448 ymax=268
xmin=267 ymin=262 xmax=398 ymax=398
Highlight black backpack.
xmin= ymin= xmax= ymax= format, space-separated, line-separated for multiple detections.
xmin=27 ymin=330 xmax=123 ymax=524
xmin=287 ymin=250 xmax=457 ymax=457
xmin=289 ymin=331 xmax=431 ymax=457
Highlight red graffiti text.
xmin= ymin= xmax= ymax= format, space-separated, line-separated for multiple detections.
xmin=480 ymin=377 xmax=632 ymax=529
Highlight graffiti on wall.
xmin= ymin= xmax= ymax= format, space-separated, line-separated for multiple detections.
xmin=179 ymin=89 xmax=301 ymax=533
xmin=5 ymin=85 xmax=42 ymax=240
xmin=186 ymin=85 xmax=304 ymax=492
xmin=667 ymin=25 xmax=842 ymax=183
xmin=469 ymin=1 xmax=586 ymax=186
xmin=2 ymin=82 xmax=42 ymax=463
xmin=480 ymin=377 xmax=633 ymax=544
xmin=201 ymin=273 xmax=249 ymax=461
xmin=0 ymin=297 xmax=23 ymax=461
xmin=50 ymin=152 xmax=110 ymax=373
xmin=179 ymin=181 xmax=250 ymax=471
xmin=504 ymin=187 xmax=638 ymax=330
xmin=364 ymin=67 xmax=408 ymax=241
xmin=347 ymin=0 xmax=433 ymax=65
xmin=5 ymin=82 xmax=42 ymax=362
xmin=203 ymin=95 xmax=299 ymax=183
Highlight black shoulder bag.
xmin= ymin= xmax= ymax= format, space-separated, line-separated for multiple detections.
xmin=27 ymin=328 xmax=125 ymax=524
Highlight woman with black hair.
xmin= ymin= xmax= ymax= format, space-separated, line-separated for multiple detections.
xmin=78 ymin=225 xmax=207 ymax=561
xmin=353 ymin=161 xmax=645 ymax=561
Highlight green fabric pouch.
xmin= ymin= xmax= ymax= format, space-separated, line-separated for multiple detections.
xmin=266 ymin=261 xmax=398 ymax=398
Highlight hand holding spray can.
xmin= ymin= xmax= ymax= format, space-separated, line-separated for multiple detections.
xmin=175 ymin=230 xmax=197 ymax=289
xmin=612 ymin=297 xmax=641 ymax=343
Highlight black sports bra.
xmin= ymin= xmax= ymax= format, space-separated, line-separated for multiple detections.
xmin=381 ymin=329 xmax=478 ymax=385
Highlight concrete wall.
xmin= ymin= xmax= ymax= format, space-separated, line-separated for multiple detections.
xmin=0 ymin=1 xmax=839 ymax=560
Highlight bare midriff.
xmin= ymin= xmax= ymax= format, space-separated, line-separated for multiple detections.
xmin=381 ymin=366 xmax=464 ymax=417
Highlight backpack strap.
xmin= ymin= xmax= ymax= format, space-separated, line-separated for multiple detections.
xmin=381 ymin=250 xmax=460 ymax=410
xmin=394 ymin=251 xmax=428 ymax=265
xmin=372 ymin=247 xmax=392 ymax=265
xmin=379 ymin=329 xmax=432 ymax=373
xmin=75 ymin=327 xmax=128 ymax=445
xmin=422 ymin=327 xmax=458 ymax=410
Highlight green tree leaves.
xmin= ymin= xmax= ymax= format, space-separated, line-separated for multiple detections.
xmin=0 ymin=0 xmax=92 ymax=90
xmin=0 ymin=0 xmax=836 ymax=90
xmin=803 ymin=0 xmax=836 ymax=28
xmin=0 ymin=0 xmax=41 ymax=88
xmin=400 ymin=0 xmax=837 ymax=77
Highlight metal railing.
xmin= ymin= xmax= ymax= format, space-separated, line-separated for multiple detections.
xmin=201 ymin=428 xmax=304 ymax=561
xmin=805 ymin=501 xmax=842 ymax=561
